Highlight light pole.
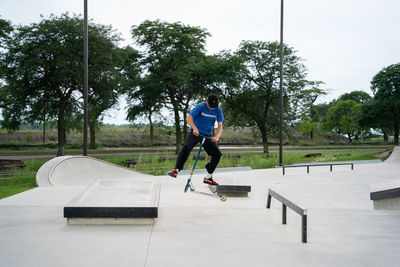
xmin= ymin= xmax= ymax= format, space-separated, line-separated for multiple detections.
xmin=83 ymin=0 xmax=88 ymax=156
xmin=279 ymin=0 xmax=284 ymax=166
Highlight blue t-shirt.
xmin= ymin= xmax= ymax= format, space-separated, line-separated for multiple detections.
xmin=189 ymin=102 xmax=224 ymax=136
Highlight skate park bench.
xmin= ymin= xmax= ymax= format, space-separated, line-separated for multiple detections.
xmin=208 ymin=177 xmax=251 ymax=197
xmin=64 ymin=179 xmax=160 ymax=225
xmin=370 ymin=178 xmax=400 ymax=210
xmin=282 ymin=162 xmax=354 ymax=175
xmin=266 ymin=189 xmax=308 ymax=243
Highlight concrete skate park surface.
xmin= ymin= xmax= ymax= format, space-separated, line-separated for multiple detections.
xmin=1 ymin=148 xmax=400 ymax=266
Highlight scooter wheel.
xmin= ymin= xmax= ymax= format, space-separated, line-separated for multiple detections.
xmin=220 ymin=194 xmax=227 ymax=202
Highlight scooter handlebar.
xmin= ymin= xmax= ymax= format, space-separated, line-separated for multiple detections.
xmin=198 ymin=133 xmax=212 ymax=140
xmin=198 ymin=133 xmax=221 ymax=143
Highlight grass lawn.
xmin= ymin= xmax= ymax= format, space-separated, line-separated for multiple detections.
xmin=0 ymin=144 xmax=393 ymax=156
xmin=0 ymin=184 xmax=35 ymax=199
xmin=96 ymin=149 xmax=389 ymax=176
xmin=0 ymin=148 xmax=391 ymax=200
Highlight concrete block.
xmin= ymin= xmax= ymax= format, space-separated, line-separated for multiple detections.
xmin=208 ymin=177 xmax=251 ymax=197
xmin=370 ymin=177 xmax=400 ymax=210
xmin=64 ymin=179 xmax=160 ymax=225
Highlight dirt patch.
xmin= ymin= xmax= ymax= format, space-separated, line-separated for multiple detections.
xmin=374 ymin=149 xmax=392 ymax=160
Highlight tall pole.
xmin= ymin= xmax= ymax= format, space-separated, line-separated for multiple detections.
xmin=83 ymin=0 xmax=88 ymax=156
xmin=279 ymin=0 xmax=284 ymax=166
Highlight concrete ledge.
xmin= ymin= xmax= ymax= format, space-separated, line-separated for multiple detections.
xmin=370 ymin=178 xmax=400 ymax=210
xmin=64 ymin=207 xmax=158 ymax=218
xmin=209 ymin=177 xmax=251 ymax=197
xmin=64 ymin=179 xmax=160 ymax=225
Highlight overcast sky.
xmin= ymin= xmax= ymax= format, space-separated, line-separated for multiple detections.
xmin=1 ymin=0 xmax=399 ymax=124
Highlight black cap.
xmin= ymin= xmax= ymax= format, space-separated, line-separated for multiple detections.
xmin=207 ymin=94 xmax=219 ymax=108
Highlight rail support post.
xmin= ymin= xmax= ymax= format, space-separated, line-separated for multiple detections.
xmin=282 ymin=204 xmax=287 ymax=224
xmin=302 ymin=213 xmax=307 ymax=243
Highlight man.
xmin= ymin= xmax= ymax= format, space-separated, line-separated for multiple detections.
xmin=168 ymin=94 xmax=224 ymax=185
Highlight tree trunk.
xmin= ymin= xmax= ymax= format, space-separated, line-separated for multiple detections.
xmin=173 ymin=105 xmax=182 ymax=154
xmin=310 ymin=130 xmax=313 ymax=141
xmin=347 ymin=133 xmax=352 ymax=144
xmin=57 ymin=107 xmax=66 ymax=156
xmin=259 ymin=128 xmax=269 ymax=154
xmin=89 ymin=120 xmax=96 ymax=149
xmin=148 ymin=113 xmax=154 ymax=146
xmin=394 ymin=124 xmax=399 ymax=146
xmin=183 ymin=110 xmax=188 ymax=139
xmin=383 ymin=130 xmax=388 ymax=143
xmin=42 ymin=117 xmax=46 ymax=144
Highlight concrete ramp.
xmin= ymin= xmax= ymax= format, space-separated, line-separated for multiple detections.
xmin=382 ymin=146 xmax=400 ymax=165
xmin=36 ymin=156 xmax=149 ymax=187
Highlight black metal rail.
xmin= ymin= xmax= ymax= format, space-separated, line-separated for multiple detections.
xmin=282 ymin=162 xmax=354 ymax=175
xmin=266 ymin=189 xmax=308 ymax=243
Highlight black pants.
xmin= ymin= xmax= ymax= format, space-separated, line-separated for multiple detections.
xmin=175 ymin=132 xmax=222 ymax=174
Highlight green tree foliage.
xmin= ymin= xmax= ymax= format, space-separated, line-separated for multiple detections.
xmin=299 ymin=116 xmax=319 ymax=140
xmin=0 ymin=18 xmax=13 ymax=52
xmin=2 ymin=14 xmax=84 ymax=155
xmin=130 ymin=20 xmax=210 ymax=153
xmin=2 ymin=14 xmax=126 ymax=154
xmin=337 ymin=90 xmax=371 ymax=104
xmin=357 ymin=99 xmax=391 ymax=142
xmin=0 ymin=18 xmax=14 ymax=109
xmin=312 ymin=103 xmax=331 ymax=123
xmin=221 ymin=41 xmax=324 ymax=153
xmin=323 ymin=100 xmax=361 ymax=143
xmin=370 ymin=63 xmax=400 ymax=145
xmin=126 ymin=75 xmax=163 ymax=145
xmin=84 ymin=25 xmax=134 ymax=149
xmin=336 ymin=91 xmax=372 ymax=140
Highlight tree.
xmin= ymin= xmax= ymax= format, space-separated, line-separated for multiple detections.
xmin=130 ymin=20 xmax=210 ymax=153
xmin=323 ymin=100 xmax=361 ymax=143
xmin=220 ymin=41 xmax=324 ymax=153
xmin=336 ymin=91 xmax=373 ymax=140
xmin=370 ymin=63 xmax=400 ymax=145
xmin=357 ymin=99 xmax=391 ymax=142
xmin=299 ymin=116 xmax=319 ymax=140
xmin=298 ymin=86 xmax=326 ymax=140
xmin=83 ymin=24 xmax=133 ymax=149
xmin=2 ymin=14 xmax=85 ymax=155
xmin=126 ymin=75 xmax=163 ymax=145
xmin=2 ymin=14 xmax=126 ymax=154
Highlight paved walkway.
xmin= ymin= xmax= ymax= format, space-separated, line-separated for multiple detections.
xmin=0 ymin=148 xmax=400 ymax=266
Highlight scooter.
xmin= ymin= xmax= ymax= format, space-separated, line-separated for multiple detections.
xmin=184 ymin=134 xmax=227 ymax=202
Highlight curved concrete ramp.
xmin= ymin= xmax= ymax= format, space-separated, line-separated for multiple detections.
xmin=383 ymin=146 xmax=400 ymax=165
xmin=36 ymin=156 xmax=149 ymax=187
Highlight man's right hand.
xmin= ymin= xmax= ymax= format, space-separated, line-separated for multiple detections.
xmin=192 ymin=128 xmax=199 ymax=136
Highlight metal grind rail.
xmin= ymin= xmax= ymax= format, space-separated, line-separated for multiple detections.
xmin=282 ymin=162 xmax=354 ymax=175
xmin=267 ymin=189 xmax=308 ymax=243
